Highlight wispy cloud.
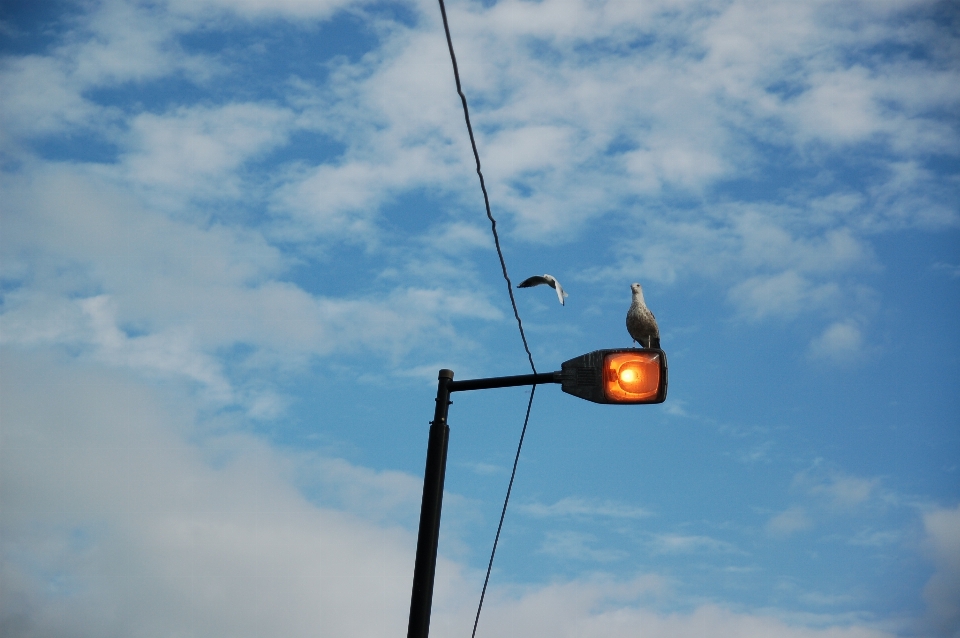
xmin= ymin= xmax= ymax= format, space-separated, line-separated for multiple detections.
xmin=922 ymin=504 xmax=960 ymax=636
xmin=847 ymin=528 xmax=901 ymax=548
xmin=518 ymin=497 xmax=651 ymax=519
xmin=461 ymin=461 xmax=505 ymax=476
xmin=0 ymin=1 xmax=955 ymax=634
xmin=767 ymin=506 xmax=814 ymax=537
xmin=649 ymin=533 xmax=742 ymax=555
xmin=121 ymin=103 xmax=296 ymax=204
xmin=807 ymin=320 xmax=867 ymax=363
xmin=1 ymin=158 xmax=508 ymax=409
xmin=740 ymin=441 xmax=774 ymax=464
xmin=767 ymin=465 xmax=891 ymax=538
xmin=2 ymin=0 xmax=956 ymax=377
xmin=932 ymin=261 xmax=960 ymax=279
xmin=0 ymin=344 xmax=902 ymax=638
xmin=0 ymin=350 xmax=418 ymax=637
xmin=539 ymin=531 xmax=627 ymax=562
xmin=794 ymin=467 xmax=880 ymax=510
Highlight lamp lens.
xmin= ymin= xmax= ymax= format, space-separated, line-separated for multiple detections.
xmin=603 ymin=352 xmax=661 ymax=402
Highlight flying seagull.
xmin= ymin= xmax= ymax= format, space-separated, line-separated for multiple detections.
xmin=517 ymin=274 xmax=568 ymax=306
xmin=626 ymin=282 xmax=660 ymax=348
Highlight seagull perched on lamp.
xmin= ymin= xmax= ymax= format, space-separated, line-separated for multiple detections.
xmin=517 ymin=274 xmax=568 ymax=306
xmin=626 ymin=282 xmax=660 ymax=348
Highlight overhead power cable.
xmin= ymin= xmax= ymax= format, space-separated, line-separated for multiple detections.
xmin=434 ymin=1 xmax=537 ymax=636
xmin=436 ymin=0 xmax=535 ymax=375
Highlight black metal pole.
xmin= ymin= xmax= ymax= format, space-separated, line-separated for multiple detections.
xmin=407 ymin=369 xmax=454 ymax=638
xmin=406 ymin=369 xmax=561 ymax=638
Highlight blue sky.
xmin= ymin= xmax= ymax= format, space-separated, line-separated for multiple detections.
xmin=1 ymin=0 xmax=958 ymax=636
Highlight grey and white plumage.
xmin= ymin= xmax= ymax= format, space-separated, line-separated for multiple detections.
xmin=517 ymin=274 xmax=568 ymax=306
xmin=626 ymin=282 xmax=660 ymax=348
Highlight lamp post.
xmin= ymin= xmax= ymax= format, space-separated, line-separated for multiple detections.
xmin=406 ymin=348 xmax=668 ymax=638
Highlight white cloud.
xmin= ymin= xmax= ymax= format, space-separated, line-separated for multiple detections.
xmin=0 ymin=350 xmax=420 ymax=638
xmin=767 ymin=468 xmax=891 ymax=539
xmin=77 ymin=294 xmax=235 ymax=401
xmin=461 ymin=461 xmax=505 ymax=476
xmin=592 ymin=207 xmax=879 ymax=333
xmin=787 ymin=66 xmax=888 ymax=144
xmin=460 ymin=596 xmax=896 ymax=638
xmin=423 ymin=222 xmax=495 ymax=254
xmin=808 ymin=321 xmax=866 ymax=363
xmin=848 ymin=529 xmax=900 ymax=548
xmin=650 ymin=533 xmax=741 ymax=555
xmin=540 ymin=531 xmax=627 ymax=562
xmin=0 ymin=350 xmax=903 ymax=638
xmin=121 ymin=103 xmax=296 ymax=203
xmin=0 ymin=3 xmax=952 ymax=635
xmin=932 ymin=262 xmax=960 ymax=279
xmin=730 ymin=271 xmax=841 ymax=320
xmin=813 ymin=474 xmax=879 ymax=509
xmin=0 ymin=54 xmax=102 ymax=139
xmin=0 ymin=1 xmax=218 ymax=146
xmin=768 ymin=506 xmax=814 ymax=537
xmin=518 ymin=497 xmax=651 ymax=519
xmin=663 ymin=398 xmax=690 ymax=417
xmin=793 ymin=467 xmax=881 ymax=510
xmin=262 ymin=0 xmax=945 ymax=346
xmin=632 ymin=208 xmax=872 ymax=278
xmin=0 ymin=161 xmax=507 ymax=408
xmin=300 ymin=456 xmax=424 ymax=524
xmin=272 ymin=158 xmax=414 ymax=241
xmin=922 ymin=504 xmax=960 ymax=637
xmin=3 ymin=0 xmax=953 ymax=348
xmin=740 ymin=441 xmax=774 ymax=463
xmin=168 ymin=0 xmax=374 ymax=20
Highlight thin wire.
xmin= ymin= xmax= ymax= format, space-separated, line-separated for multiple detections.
xmin=471 ymin=385 xmax=534 ymax=638
xmin=435 ymin=1 xmax=537 ymax=636
xmin=436 ymin=0 xmax=535 ymax=376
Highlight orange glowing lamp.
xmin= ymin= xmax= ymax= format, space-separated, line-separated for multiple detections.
xmin=603 ymin=351 xmax=662 ymax=402
xmin=560 ymin=348 xmax=668 ymax=404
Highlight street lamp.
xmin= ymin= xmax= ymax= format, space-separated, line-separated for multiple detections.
xmin=406 ymin=347 xmax=668 ymax=638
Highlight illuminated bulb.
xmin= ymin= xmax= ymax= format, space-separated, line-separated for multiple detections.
xmin=617 ymin=362 xmax=647 ymax=393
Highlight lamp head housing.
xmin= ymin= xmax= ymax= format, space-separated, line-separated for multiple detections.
xmin=560 ymin=348 xmax=668 ymax=404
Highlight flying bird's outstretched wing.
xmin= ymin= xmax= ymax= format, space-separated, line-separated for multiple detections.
xmin=517 ymin=274 xmax=568 ymax=305
xmin=551 ymin=278 xmax=568 ymax=305
xmin=518 ymin=275 xmax=552 ymax=288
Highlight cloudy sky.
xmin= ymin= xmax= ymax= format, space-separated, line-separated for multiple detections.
xmin=1 ymin=0 xmax=958 ymax=636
